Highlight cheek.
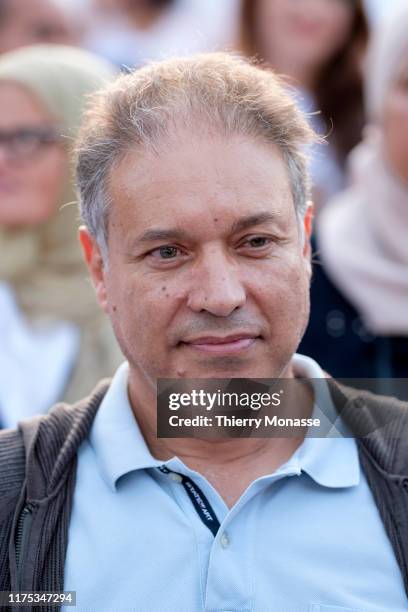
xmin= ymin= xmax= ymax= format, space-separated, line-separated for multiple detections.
xmin=312 ymin=18 xmax=352 ymax=63
xmin=252 ymin=253 xmax=310 ymax=321
xmin=255 ymin=0 xmax=290 ymax=50
xmin=259 ymin=0 xmax=288 ymax=29
xmin=326 ymin=3 xmax=353 ymax=40
xmin=39 ymin=149 xmax=68 ymax=201
xmin=23 ymin=150 xmax=68 ymax=223
xmin=383 ymin=94 xmax=408 ymax=178
xmin=106 ymin=270 xmax=179 ymax=345
xmin=0 ymin=152 xmax=67 ymax=226
xmin=282 ymin=261 xmax=310 ymax=319
xmin=251 ymin=255 xmax=311 ymax=371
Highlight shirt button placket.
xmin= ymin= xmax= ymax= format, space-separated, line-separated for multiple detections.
xmin=220 ymin=532 xmax=230 ymax=549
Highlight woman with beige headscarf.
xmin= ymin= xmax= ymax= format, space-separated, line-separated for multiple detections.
xmin=0 ymin=45 xmax=123 ymax=428
xmin=299 ymin=3 xmax=408 ymax=379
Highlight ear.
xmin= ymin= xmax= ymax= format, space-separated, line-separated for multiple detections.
xmin=79 ymin=226 xmax=109 ymax=314
xmin=301 ymin=202 xmax=314 ymax=280
xmin=302 ymin=201 xmax=314 ymax=259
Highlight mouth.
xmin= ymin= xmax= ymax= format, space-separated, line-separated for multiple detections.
xmin=179 ymin=334 xmax=261 ymax=355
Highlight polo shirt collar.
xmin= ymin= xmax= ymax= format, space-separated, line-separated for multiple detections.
xmin=91 ymin=356 xmax=360 ymax=492
xmin=292 ymin=354 xmax=360 ymax=489
xmin=296 ymin=435 xmax=360 ymax=488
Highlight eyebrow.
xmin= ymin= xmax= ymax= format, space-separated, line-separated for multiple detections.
xmin=136 ymin=212 xmax=279 ymax=244
xmin=230 ymin=212 xmax=279 ymax=234
xmin=138 ymin=228 xmax=187 ymax=243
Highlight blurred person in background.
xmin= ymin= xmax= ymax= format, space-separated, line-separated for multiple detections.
xmin=299 ymin=3 xmax=408 ymax=378
xmin=364 ymin=0 xmax=404 ymax=26
xmin=0 ymin=45 xmax=122 ymax=429
xmin=240 ymin=0 xmax=369 ymax=209
xmin=83 ymin=0 xmax=240 ymax=69
xmin=0 ymin=0 xmax=79 ymax=55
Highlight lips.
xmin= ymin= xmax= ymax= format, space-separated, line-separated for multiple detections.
xmin=180 ymin=334 xmax=260 ymax=354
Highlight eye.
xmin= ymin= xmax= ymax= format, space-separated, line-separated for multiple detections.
xmin=241 ymin=236 xmax=271 ymax=249
xmin=149 ymin=245 xmax=181 ymax=259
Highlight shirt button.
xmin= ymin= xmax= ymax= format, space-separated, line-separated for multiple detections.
xmin=220 ymin=532 xmax=230 ymax=548
xmin=169 ymin=472 xmax=183 ymax=483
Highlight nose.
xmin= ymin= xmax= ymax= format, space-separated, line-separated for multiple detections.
xmin=187 ymin=250 xmax=246 ymax=317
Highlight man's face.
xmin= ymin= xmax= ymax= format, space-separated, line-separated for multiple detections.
xmin=83 ymin=132 xmax=312 ymax=390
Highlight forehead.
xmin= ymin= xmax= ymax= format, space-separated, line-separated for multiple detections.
xmin=107 ymin=132 xmax=295 ymax=236
xmin=0 ymin=82 xmax=49 ymax=126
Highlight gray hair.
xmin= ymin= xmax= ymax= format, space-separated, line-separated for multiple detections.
xmin=75 ymin=53 xmax=317 ymax=259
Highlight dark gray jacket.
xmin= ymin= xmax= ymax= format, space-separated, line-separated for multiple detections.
xmin=1 ymin=379 xmax=408 ymax=611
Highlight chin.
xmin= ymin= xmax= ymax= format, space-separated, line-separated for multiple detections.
xmin=174 ymin=356 xmax=279 ymax=380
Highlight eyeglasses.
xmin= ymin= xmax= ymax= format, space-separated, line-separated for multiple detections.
xmin=0 ymin=126 xmax=63 ymax=162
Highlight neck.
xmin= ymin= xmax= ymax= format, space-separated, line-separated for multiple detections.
xmin=146 ymin=434 xmax=303 ymax=481
xmin=136 ymin=401 xmax=305 ymax=508
xmin=127 ymin=360 xmax=309 ymax=476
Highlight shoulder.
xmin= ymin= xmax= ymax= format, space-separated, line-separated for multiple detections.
xmin=329 ymin=379 xmax=408 ymax=475
xmin=0 ymin=428 xmax=25 ymax=500
xmin=0 ymin=378 xmax=111 ymax=500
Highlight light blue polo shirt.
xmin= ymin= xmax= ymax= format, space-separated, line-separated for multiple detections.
xmin=63 ymin=355 xmax=408 ymax=612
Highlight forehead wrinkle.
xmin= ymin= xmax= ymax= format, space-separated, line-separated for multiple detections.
xmin=132 ymin=210 xmax=285 ymax=248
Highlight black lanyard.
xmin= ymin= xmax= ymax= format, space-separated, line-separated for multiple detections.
xmin=158 ymin=465 xmax=221 ymax=537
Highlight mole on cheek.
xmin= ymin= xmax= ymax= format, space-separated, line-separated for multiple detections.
xmin=112 ymin=305 xmax=117 ymax=312
xmin=213 ymin=218 xmax=218 ymax=222
xmin=161 ymin=286 xmax=167 ymax=291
